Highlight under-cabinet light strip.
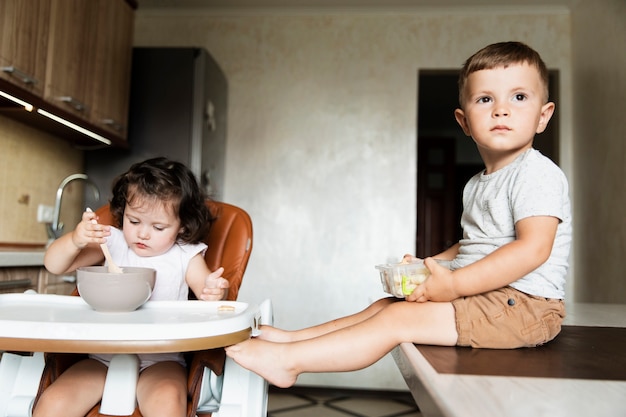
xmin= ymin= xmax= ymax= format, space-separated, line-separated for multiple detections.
xmin=0 ymin=90 xmax=34 ymax=112
xmin=37 ymin=109 xmax=111 ymax=146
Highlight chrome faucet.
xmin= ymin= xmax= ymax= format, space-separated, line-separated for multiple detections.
xmin=47 ymin=174 xmax=100 ymax=240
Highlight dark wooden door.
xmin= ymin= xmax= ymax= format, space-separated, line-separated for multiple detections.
xmin=416 ymin=137 xmax=457 ymax=258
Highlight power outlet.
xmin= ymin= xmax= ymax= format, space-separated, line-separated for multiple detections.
xmin=37 ymin=204 xmax=54 ymax=223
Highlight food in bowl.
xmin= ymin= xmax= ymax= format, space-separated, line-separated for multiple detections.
xmin=76 ymin=266 xmax=156 ymax=312
xmin=376 ymin=260 xmax=451 ymax=297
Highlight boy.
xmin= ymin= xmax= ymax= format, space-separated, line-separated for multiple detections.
xmin=225 ymin=41 xmax=572 ymax=388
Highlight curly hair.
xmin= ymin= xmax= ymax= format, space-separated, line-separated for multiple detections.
xmin=458 ymin=41 xmax=550 ymax=106
xmin=109 ymin=157 xmax=214 ymax=244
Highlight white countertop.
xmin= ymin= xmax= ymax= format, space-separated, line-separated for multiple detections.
xmin=0 ymin=248 xmax=45 ymax=267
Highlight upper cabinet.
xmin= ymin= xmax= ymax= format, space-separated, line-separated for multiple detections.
xmin=0 ymin=0 xmax=50 ymax=97
xmin=45 ymin=0 xmax=95 ymax=122
xmin=88 ymin=0 xmax=134 ymax=139
xmin=0 ymin=0 xmax=135 ymax=147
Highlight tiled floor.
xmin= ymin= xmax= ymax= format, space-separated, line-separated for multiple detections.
xmin=267 ymin=386 xmax=422 ymax=417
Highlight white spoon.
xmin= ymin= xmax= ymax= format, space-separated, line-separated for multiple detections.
xmin=86 ymin=208 xmax=124 ymax=274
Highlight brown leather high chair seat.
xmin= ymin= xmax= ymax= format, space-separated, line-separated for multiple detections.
xmin=34 ymin=201 xmax=253 ymax=417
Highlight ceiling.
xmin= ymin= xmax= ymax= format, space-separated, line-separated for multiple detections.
xmin=138 ymin=0 xmax=577 ymax=10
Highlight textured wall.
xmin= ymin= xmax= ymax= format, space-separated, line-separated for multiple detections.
xmin=0 ymin=115 xmax=84 ymax=244
xmin=135 ymin=7 xmax=571 ymax=389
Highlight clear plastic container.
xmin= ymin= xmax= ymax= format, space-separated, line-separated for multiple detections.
xmin=376 ymin=260 xmax=451 ymax=297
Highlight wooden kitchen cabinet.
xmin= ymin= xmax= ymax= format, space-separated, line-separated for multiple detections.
xmin=0 ymin=0 xmax=135 ymax=146
xmin=38 ymin=270 xmax=75 ymax=295
xmin=88 ymin=0 xmax=134 ymax=138
xmin=44 ymin=0 xmax=97 ymax=122
xmin=0 ymin=267 xmax=74 ymax=295
xmin=0 ymin=0 xmax=50 ymax=97
xmin=0 ymin=267 xmax=41 ymax=294
xmin=44 ymin=0 xmax=134 ymax=138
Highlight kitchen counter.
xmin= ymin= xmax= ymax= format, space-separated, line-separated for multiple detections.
xmin=0 ymin=247 xmax=46 ymax=267
xmin=393 ymin=303 xmax=626 ymax=417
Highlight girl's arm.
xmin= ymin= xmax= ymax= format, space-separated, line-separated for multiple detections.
xmin=44 ymin=210 xmax=108 ymax=275
xmin=186 ymin=254 xmax=228 ymax=301
xmin=408 ymin=215 xmax=559 ymax=302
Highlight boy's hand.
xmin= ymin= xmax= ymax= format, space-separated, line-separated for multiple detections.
xmin=401 ymin=254 xmax=422 ymax=264
xmin=200 ymin=267 xmax=229 ymax=301
xmin=71 ymin=210 xmax=110 ymax=249
xmin=406 ymin=257 xmax=459 ymax=302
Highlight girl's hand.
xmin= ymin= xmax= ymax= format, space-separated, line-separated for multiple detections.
xmin=71 ymin=210 xmax=110 ymax=249
xmin=200 ymin=267 xmax=229 ymax=301
xmin=406 ymin=257 xmax=459 ymax=302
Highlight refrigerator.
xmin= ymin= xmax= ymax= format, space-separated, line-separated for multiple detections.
xmin=85 ymin=47 xmax=227 ymax=206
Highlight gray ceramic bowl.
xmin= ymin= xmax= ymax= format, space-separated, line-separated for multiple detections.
xmin=77 ymin=266 xmax=156 ymax=312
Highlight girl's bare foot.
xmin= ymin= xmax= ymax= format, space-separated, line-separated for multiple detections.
xmin=225 ymin=339 xmax=298 ymax=388
xmin=257 ymin=325 xmax=293 ymax=342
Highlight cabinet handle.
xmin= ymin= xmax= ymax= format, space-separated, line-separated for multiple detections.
xmin=0 ymin=278 xmax=32 ymax=289
xmin=57 ymin=96 xmax=87 ymax=112
xmin=1 ymin=66 xmax=38 ymax=86
xmin=102 ymin=119 xmax=123 ymax=132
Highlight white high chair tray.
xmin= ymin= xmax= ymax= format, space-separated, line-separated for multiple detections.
xmin=0 ymin=293 xmax=254 ymax=354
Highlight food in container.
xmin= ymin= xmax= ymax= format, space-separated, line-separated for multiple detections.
xmin=376 ymin=260 xmax=451 ymax=297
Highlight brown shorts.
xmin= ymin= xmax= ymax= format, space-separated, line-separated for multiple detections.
xmin=452 ymin=286 xmax=565 ymax=349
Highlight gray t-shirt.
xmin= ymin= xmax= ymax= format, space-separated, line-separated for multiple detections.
xmin=450 ymin=148 xmax=571 ymax=299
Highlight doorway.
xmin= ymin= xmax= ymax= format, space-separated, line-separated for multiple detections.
xmin=416 ymin=70 xmax=560 ymax=257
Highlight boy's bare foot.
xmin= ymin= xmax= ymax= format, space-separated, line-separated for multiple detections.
xmin=225 ymin=339 xmax=298 ymax=388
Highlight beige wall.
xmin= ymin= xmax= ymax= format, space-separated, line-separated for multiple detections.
xmin=134 ymin=6 xmax=572 ymax=389
xmin=0 ymin=115 xmax=84 ymax=244
xmin=570 ymin=0 xmax=625 ymax=303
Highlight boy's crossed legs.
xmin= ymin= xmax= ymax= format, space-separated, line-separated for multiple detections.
xmin=225 ymin=298 xmax=457 ymax=388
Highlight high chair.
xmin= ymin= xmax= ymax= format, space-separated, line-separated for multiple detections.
xmin=24 ymin=201 xmax=270 ymax=417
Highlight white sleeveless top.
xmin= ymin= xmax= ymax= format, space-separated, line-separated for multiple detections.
xmin=91 ymin=227 xmax=207 ymax=369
